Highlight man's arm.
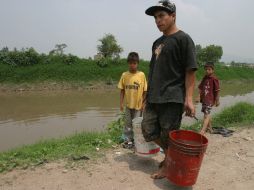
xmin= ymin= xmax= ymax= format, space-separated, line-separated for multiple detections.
xmin=185 ymin=70 xmax=196 ymax=117
xmin=120 ymin=89 xmax=125 ymax=112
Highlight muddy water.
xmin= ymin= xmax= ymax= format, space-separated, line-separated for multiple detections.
xmin=0 ymin=81 xmax=254 ymax=152
xmin=0 ymin=91 xmax=119 ymax=152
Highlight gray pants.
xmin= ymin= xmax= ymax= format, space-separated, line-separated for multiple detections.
xmin=124 ymin=108 xmax=141 ymax=142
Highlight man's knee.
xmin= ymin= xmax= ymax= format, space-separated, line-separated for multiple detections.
xmin=141 ymin=122 xmax=160 ymax=142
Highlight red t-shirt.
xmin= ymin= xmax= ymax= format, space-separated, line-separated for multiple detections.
xmin=198 ymin=75 xmax=220 ymax=106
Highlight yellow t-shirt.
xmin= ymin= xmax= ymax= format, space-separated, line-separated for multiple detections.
xmin=118 ymin=71 xmax=147 ymax=110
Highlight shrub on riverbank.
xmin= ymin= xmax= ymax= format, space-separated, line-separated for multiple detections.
xmin=0 ymin=59 xmax=148 ymax=84
xmin=1 ymin=57 xmax=254 ymax=84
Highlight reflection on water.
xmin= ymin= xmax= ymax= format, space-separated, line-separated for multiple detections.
xmin=0 ymin=81 xmax=254 ymax=152
xmin=0 ymin=91 xmax=119 ymax=122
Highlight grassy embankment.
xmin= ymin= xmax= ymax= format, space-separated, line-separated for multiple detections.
xmin=0 ymin=102 xmax=254 ymax=173
xmin=1 ymin=59 xmax=254 ymax=88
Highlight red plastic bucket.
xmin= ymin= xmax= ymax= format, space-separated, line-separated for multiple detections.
xmin=167 ymin=130 xmax=208 ymax=187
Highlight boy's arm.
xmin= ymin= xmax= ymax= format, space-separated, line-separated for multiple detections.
xmin=142 ymin=74 xmax=148 ymax=111
xmin=214 ymin=78 xmax=220 ymax=107
xmin=195 ymin=91 xmax=201 ymax=104
xmin=118 ymin=73 xmax=125 ymax=112
xmin=215 ymin=91 xmax=220 ymax=107
xmin=120 ymin=89 xmax=125 ymax=112
xmin=195 ymin=79 xmax=204 ymax=104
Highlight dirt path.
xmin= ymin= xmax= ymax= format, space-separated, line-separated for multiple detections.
xmin=1 ymin=127 xmax=254 ymax=190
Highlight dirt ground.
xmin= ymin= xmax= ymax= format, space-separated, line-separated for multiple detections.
xmin=0 ymin=127 xmax=254 ymax=190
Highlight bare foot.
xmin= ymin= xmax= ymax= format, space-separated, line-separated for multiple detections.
xmin=151 ymin=164 xmax=167 ymax=180
xmin=158 ymin=159 xmax=165 ymax=168
xmin=151 ymin=173 xmax=165 ymax=179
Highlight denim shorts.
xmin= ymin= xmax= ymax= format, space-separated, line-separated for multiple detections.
xmin=141 ymin=103 xmax=184 ymax=149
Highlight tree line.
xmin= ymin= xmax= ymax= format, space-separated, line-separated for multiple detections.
xmin=0 ymin=44 xmax=81 ymax=66
xmin=96 ymin=34 xmax=224 ymax=67
xmin=0 ymin=33 xmax=224 ymax=67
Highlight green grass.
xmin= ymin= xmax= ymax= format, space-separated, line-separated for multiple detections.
xmin=0 ymin=132 xmax=113 ymax=173
xmin=0 ymin=115 xmax=124 ymax=173
xmin=0 ymin=59 xmax=149 ymax=84
xmin=1 ymin=60 xmax=254 ymax=85
xmin=0 ymin=103 xmax=254 ymax=173
xmin=213 ymin=102 xmax=254 ymax=127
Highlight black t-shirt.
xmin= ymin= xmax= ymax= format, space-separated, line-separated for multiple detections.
xmin=147 ymin=30 xmax=198 ymax=104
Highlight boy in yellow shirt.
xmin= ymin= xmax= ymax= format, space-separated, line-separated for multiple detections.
xmin=118 ymin=52 xmax=147 ymax=149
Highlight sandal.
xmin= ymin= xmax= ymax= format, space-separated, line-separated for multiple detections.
xmin=212 ymin=127 xmax=234 ymax=137
xmin=122 ymin=141 xmax=134 ymax=149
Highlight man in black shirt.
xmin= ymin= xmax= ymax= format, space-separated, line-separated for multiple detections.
xmin=142 ymin=0 xmax=198 ymax=179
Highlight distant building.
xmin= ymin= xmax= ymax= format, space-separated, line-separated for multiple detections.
xmin=248 ymin=64 xmax=254 ymax=68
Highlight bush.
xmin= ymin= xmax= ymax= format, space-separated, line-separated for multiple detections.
xmin=213 ymin=102 xmax=254 ymax=127
xmin=107 ymin=113 xmax=125 ymax=143
xmin=0 ymin=48 xmax=40 ymax=66
xmin=96 ymin=57 xmax=110 ymax=68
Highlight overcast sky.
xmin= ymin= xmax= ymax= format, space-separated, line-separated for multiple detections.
xmin=0 ymin=0 xmax=254 ymax=62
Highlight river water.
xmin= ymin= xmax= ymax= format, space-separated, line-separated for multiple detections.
xmin=0 ymin=81 xmax=254 ymax=152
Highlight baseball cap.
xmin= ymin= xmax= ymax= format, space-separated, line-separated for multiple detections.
xmin=145 ymin=0 xmax=176 ymax=16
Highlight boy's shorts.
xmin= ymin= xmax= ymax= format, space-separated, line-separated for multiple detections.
xmin=141 ymin=103 xmax=183 ymax=149
xmin=201 ymin=104 xmax=212 ymax=115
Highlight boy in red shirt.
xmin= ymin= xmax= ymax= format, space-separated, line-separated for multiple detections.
xmin=197 ymin=62 xmax=220 ymax=135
